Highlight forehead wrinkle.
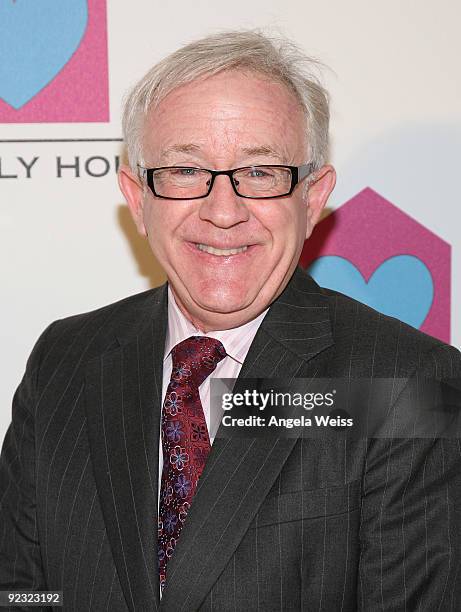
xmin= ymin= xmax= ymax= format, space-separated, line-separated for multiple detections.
xmin=157 ymin=141 xmax=293 ymax=167
xmin=147 ymin=114 xmax=303 ymax=167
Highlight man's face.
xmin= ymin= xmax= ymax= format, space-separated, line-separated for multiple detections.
xmin=119 ymin=70 xmax=335 ymax=331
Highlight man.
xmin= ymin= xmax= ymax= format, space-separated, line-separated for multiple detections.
xmin=1 ymin=30 xmax=460 ymax=611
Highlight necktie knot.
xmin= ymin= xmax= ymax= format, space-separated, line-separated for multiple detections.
xmin=171 ymin=336 xmax=226 ymax=388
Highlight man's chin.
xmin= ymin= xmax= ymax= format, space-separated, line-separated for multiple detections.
xmin=169 ymin=274 xmax=273 ymax=322
xmin=192 ymin=294 xmax=252 ymax=316
xmin=171 ymin=282 xmax=273 ymax=330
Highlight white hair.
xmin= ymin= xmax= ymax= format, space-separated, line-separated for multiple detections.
xmin=122 ymin=29 xmax=330 ymax=172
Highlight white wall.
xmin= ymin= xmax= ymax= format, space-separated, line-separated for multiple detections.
xmin=1 ymin=0 xmax=460 ymax=441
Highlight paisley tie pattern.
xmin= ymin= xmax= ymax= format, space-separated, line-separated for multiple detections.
xmin=158 ymin=336 xmax=226 ymax=591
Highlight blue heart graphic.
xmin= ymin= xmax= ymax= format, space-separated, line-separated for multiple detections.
xmin=0 ymin=0 xmax=88 ymax=109
xmin=307 ymin=255 xmax=434 ymax=329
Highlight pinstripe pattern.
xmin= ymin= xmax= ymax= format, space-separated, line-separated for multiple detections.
xmin=1 ymin=267 xmax=461 ymax=611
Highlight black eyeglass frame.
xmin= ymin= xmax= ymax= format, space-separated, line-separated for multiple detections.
xmin=137 ymin=163 xmax=315 ymax=200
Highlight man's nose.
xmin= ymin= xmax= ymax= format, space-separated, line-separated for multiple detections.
xmin=198 ymin=174 xmax=250 ymax=228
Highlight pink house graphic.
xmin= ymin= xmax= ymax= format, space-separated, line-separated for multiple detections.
xmin=0 ymin=0 xmax=108 ymax=123
xmin=300 ymin=188 xmax=450 ymax=342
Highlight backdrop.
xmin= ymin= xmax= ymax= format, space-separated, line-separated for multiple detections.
xmin=1 ymin=0 xmax=460 ymax=441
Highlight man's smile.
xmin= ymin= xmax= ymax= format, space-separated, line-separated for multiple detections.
xmin=196 ymin=243 xmax=248 ymax=256
xmin=184 ymin=240 xmax=257 ymax=261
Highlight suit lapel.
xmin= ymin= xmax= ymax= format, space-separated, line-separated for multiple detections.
xmin=160 ymin=268 xmax=334 ymax=611
xmin=85 ymin=288 xmax=168 ymax=611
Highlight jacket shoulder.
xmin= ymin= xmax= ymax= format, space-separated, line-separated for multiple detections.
xmin=48 ymin=284 xmax=165 ymax=338
xmin=25 ymin=284 xmax=167 ymax=383
xmin=321 ymin=286 xmax=460 ymax=377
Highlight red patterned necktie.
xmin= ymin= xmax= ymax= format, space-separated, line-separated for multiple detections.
xmin=158 ymin=335 xmax=226 ymax=591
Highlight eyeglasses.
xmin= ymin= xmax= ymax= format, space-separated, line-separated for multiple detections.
xmin=137 ymin=163 xmax=315 ymax=200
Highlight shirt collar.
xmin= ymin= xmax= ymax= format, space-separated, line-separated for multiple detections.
xmin=164 ymin=285 xmax=268 ymax=365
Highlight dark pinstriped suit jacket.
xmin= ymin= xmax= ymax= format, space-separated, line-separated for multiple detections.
xmin=1 ymin=267 xmax=461 ymax=611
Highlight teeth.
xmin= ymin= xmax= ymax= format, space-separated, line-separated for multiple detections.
xmin=196 ymin=243 xmax=248 ymax=256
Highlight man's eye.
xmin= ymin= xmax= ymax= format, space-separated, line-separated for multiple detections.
xmin=248 ymin=169 xmax=269 ymax=178
xmin=173 ymin=168 xmax=198 ymax=176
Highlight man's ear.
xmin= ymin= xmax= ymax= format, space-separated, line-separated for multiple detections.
xmin=118 ymin=165 xmax=147 ymax=236
xmin=305 ymin=164 xmax=336 ymax=238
